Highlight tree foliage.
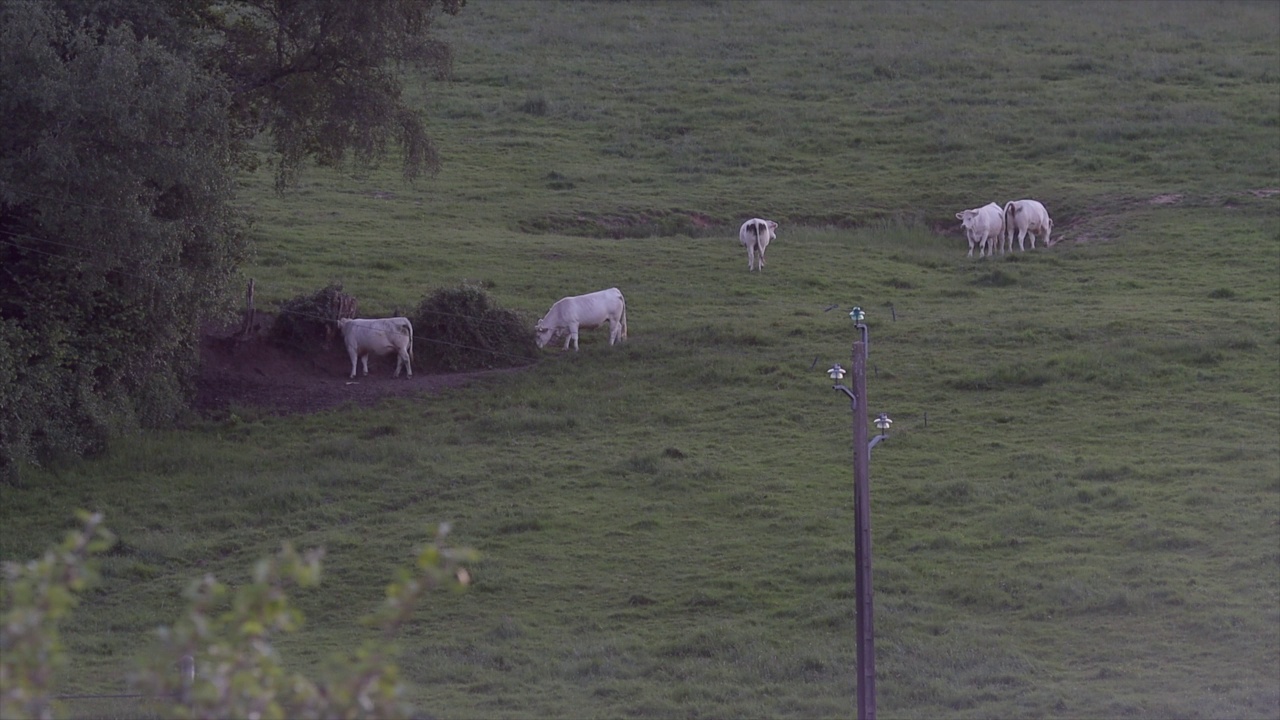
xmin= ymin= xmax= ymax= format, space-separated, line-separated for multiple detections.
xmin=1 ymin=513 xmax=475 ymax=720
xmin=0 ymin=511 xmax=114 ymax=720
xmin=204 ymin=0 xmax=465 ymax=187
xmin=0 ymin=1 xmax=247 ymax=475
xmin=0 ymin=0 xmax=464 ymax=478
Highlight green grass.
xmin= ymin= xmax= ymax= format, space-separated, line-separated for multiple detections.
xmin=4 ymin=1 xmax=1280 ymax=719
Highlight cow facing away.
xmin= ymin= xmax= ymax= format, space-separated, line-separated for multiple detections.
xmin=336 ymin=317 xmax=414 ymax=379
xmin=1003 ymin=199 xmax=1054 ymax=251
xmin=739 ymin=218 xmax=778 ymax=271
xmin=955 ymin=203 xmax=1005 ymax=258
xmin=535 ymin=287 xmax=627 ymax=351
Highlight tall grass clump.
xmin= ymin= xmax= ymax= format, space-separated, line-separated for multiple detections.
xmin=411 ymin=283 xmax=538 ymax=371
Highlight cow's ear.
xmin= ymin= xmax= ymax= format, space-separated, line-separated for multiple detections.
xmin=955 ymin=212 xmax=965 ymax=220
xmin=768 ymin=221 xmax=777 ymax=230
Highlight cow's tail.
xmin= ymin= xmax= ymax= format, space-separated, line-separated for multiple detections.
xmin=1003 ymin=202 xmax=1017 ymax=241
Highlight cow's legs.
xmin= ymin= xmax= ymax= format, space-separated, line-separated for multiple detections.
xmin=360 ymin=353 xmax=370 ymax=376
xmin=394 ymin=348 xmax=412 ymax=378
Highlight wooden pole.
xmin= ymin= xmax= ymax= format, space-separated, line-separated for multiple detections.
xmin=851 ymin=336 xmax=877 ymax=720
xmin=236 ymin=278 xmax=256 ymax=340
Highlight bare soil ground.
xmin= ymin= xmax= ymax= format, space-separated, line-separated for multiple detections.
xmin=194 ymin=313 xmax=527 ymax=417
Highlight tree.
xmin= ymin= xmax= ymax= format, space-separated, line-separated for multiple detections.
xmin=0 ymin=0 xmax=465 ymax=478
xmin=1 ymin=1 xmax=248 ymax=475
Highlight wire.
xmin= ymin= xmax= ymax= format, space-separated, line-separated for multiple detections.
xmin=2 ymin=185 xmax=155 ymax=216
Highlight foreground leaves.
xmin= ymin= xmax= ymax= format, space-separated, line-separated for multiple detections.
xmin=1 ymin=513 xmax=474 ymax=720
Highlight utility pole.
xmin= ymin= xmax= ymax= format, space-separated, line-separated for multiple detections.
xmin=850 ymin=331 xmax=876 ymax=720
xmin=828 ymin=307 xmax=891 ymax=720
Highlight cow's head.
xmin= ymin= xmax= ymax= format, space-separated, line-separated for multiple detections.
xmin=534 ymin=323 xmax=558 ymax=349
xmin=764 ymin=220 xmax=778 ymax=242
xmin=955 ymin=209 xmax=980 ymax=229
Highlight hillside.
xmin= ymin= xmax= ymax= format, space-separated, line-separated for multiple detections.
xmin=3 ymin=2 xmax=1278 ymax=719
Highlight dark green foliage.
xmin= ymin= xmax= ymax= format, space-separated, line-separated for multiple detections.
xmin=269 ymin=283 xmax=350 ymax=355
xmin=0 ymin=2 xmax=246 ymax=478
xmin=410 ymin=284 xmax=537 ymax=371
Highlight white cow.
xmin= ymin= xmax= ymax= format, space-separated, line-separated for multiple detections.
xmin=739 ymin=218 xmax=778 ymax=271
xmin=535 ymin=287 xmax=627 ymax=351
xmin=1003 ymin=199 xmax=1054 ymax=251
xmin=955 ymin=203 xmax=1005 ymax=257
xmin=336 ymin=317 xmax=414 ymax=378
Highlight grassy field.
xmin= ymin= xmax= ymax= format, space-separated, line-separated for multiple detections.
xmin=3 ymin=1 xmax=1279 ymax=718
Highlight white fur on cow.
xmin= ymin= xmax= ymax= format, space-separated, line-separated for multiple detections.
xmin=337 ymin=317 xmax=414 ymax=378
xmin=1003 ymin=199 xmax=1054 ymax=251
xmin=738 ymin=218 xmax=778 ymax=271
xmin=535 ymin=287 xmax=627 ymax=351
xmin=955 ymin=203 xmax=1004 ymax=258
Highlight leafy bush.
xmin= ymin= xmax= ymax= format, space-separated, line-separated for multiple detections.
xmin=1 ymin=512 xmax=474 ymax=720
xmin=411 ymin=284 xmax=538 ymax=371
xmin=268 ymin=283 xmax=355 ymax=355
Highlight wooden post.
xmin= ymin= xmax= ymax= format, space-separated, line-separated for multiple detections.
xmin=851 ymin=337 xmax=877 ymax=720
xmin=177 ymin=654 xmax=195 ymax=713
xmin=236 ymin=278 xmax=256 ymax=340
xmin=325 ymin=291 xmax=358 ymax=348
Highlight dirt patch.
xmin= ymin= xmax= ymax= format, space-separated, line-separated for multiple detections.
xmin=195 ymin=317 xmax=528 ymax=417
xmin=1149 ymin=193 xmax=1183 ymax=205
xmin=518 ymin=208 xmax=731 ymax=239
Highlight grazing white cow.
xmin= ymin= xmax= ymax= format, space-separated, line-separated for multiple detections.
xmin=535 ymin=287 xmax=627 ymax=351
xmin=739 ymin=218 xmax=778 ymax=271
xmin=955 ymin=202 xmax=1005 ymax=257
xmin=1003 ymin=199 xmax=1054 ymax=251
xmin=336 ymin=317 xmax=413 ymax=379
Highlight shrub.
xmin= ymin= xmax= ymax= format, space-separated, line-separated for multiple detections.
xmin=269 ymin=283 xmax=357 ymax=355
xmin=411 ymin=284 xmax=538 ymax=371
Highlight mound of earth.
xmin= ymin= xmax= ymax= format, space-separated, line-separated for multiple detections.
xmin=195 ymin=313 xmax=527 ymax=416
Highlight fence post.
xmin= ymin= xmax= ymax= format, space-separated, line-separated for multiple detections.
xmin=178 ymin=655 xmax=195 ymax=712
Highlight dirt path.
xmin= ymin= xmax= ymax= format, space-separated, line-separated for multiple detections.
xmin=195 ymin=320 xmax=527 ymax=416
